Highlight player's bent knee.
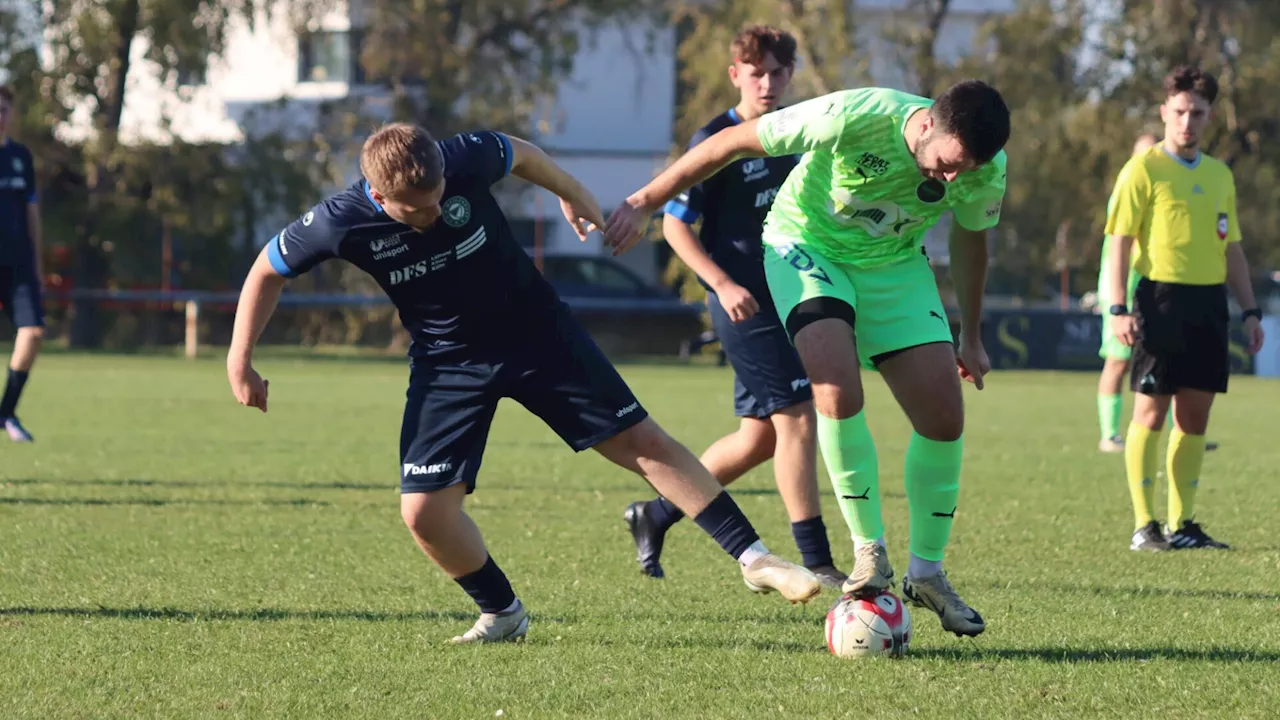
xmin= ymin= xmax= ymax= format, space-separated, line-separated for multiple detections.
xmin=17 ymin=326 xmax=43 ymax=341
xmin=739 ymin=417 xmax=777 ymax=458
xmin=400 ymin=485 xmax=467 ymax=535
xmin=595 ymin=417 xmax=677 ymax=470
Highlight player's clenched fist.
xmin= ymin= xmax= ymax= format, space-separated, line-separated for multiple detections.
xmin=228 ymin=363 xmax=269 ymax=413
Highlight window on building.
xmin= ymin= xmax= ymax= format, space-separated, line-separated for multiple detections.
xmin=298 ymin=29 xmax=425 ymax=87
xmin=176 ymin=66 xmax=205 ymax=87
xmin=298 ymin=31 xmax=356 ymax=84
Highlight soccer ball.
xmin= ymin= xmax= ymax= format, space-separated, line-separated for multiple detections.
xmin=825 ymin=591 xmax=912 ymax=658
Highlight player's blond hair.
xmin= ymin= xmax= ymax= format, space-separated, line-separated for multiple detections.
xmin=360 ymin=122 xmax=444 ymax=198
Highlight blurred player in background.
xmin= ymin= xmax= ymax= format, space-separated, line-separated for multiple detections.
xmin=623 ymin=25 xmax=845 ymax=588
xmin=0 ymin=85 xmax=43 ymax=443
xmin=606 ymin=81 xmax=1011 ymax=637
xmin=1095 ymin=133 xmax=1158 ymax=453
xmin=227 ymin=123 xmax=822 ymax=644
xmin=1106 ymin=66 xmax=1264 ymax=552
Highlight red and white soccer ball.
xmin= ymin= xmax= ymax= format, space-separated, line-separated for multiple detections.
xmin=825 ymin=591 xmax=912 ymax=659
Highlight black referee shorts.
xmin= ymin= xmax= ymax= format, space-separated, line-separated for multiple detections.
xmin=1130 ymin=277 xmax=1230 ymax=395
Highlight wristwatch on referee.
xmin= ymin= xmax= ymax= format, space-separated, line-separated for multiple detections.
xmin=1108 ymin=304 xmax=1129 ymax=316
xmin=1242 ymin=308 xmax=1263 ymax=323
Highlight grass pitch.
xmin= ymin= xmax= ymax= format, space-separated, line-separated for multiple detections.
xmin=2 ymin=353 xmax=1279 ymax=718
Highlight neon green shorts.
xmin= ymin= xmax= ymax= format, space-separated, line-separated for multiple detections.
xmin=763 ymin=239 xmax=953 ymax=370
xmin=1096 ymin=249 xmax=1141 ymax=361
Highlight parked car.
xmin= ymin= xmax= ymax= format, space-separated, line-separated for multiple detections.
xmin=534 ymin=252 xmax=704 ymax=357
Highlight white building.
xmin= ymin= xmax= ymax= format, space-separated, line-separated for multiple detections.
xmin=56 ymin=0 xmax=1012 ymax=280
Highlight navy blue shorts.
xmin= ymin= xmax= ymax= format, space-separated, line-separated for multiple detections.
xmin=399 ymin=315 xmax=648 ymax=494
xmin=0 ymin=264 xmax=44 ymax=329
xmin=707 ymin=291 xmax=812 ymax=418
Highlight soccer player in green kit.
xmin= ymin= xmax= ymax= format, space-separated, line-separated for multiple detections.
xmin=605 ymin=81 xmax=1009 ymax=637
xmin=1096 ymin=133 xmax=1158 ymax=453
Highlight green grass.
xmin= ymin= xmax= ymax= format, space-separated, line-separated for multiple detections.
xmin=3 ymin=355 xmax=1280 ymax=719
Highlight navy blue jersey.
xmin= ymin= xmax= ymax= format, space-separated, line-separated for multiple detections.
xmin=0 ymin=140 xmax=36 ymax=267
xmin=663 ymin=109 xmax=798 ymax=297
xmin=266 ymin=130 xmax=564 ymax=361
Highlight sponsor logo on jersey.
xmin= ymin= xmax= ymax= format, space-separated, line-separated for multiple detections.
xmin=856 ymin=152 xmax=890 ymax=177
xmin=1217 ymin=212 xmax=1229 ymax=240
xmin=371 ymin=234 xmax=408 ymax=260
xmin=741 ymin=158 xmax=770 ymax=182
xmin=754 ymin=187 xmax=780 ymax=208
xmin=387 ymin=227 xmax=487 ymax=285
xmin=829 ymin=192 xmax=927 ymax=238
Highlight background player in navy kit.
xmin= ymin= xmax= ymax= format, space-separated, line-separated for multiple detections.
xmin=624 ymin=26 xmax=845 ymax=587
xmin=0 ymin=85 xmax=43 ymax=443
xmin=227 ymin=123 xmax=821 ymax=644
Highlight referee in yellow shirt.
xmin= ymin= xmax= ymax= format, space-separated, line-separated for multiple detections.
xmin=1105 ymin=65 xmax=1265 ymax=552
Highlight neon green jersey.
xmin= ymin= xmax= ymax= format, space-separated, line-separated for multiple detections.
xmin=756 ymin=87 xmax=1007 ymax=267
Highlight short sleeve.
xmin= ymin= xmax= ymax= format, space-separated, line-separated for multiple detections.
xmin=1223 ymin=173 xmax=1242 ymax=244
xmin=266 ymin=203 xmax=345 ymax=278
xmin=22 ymin=148 xmax=36 ymax=203
xmin=953 ymin=154 xmax=1007 ymax=232
xmin=438 ymin=131 xmax=513 ymax=186
xmin=756 ymin=91 xmax=853 ymax=156
xmin=1104 ymin=156 xmax=1151 ymax=239
xmin=664 ymin=127 xmax=715 ymax=224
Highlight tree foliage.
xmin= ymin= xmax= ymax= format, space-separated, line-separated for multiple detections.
xmin=666 ymin=0 xmax=1280 ymax=305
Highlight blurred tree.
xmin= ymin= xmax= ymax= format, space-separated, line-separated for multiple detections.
xmin=14 ymin=0 xmax=335 ymax=347
xmin=357 ymin=0 xmax=663 ymax=137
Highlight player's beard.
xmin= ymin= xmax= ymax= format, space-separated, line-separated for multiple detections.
xmin=912 ymin=134 xmax=935 ymax=176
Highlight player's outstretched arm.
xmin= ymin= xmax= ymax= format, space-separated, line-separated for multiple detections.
xmin=603 ymin=121 xmax=767 ymax=255
xmin=506 ymin=135 xmax=606 ymax=242
xmin=227 ymin=245 xmax=288 ymax=413
xmin=949 ymin=223 xmax=992 ymax=390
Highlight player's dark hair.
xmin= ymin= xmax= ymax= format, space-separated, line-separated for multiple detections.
xmin=731 ymin=25 xmax=797 ymax=68
xmin=361 ymin=122 xmax=444 ymax=198
xmin=0 ymin=85 xmax=13 ymax=103
xmin=1163 ymin=65 xmax=1218 ymax=104
xmin=930 ymin=80 xmax=1010 ymax=166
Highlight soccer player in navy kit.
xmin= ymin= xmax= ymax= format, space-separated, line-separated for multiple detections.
xmin=624 ymin=26 xmax=845 ymax=587
xmin=227 ymin=123 xmax=821 ymax=644
xmin=0 ymin=85 xmax=43 ymax=443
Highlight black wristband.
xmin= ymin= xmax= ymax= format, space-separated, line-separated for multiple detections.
xmin=1242 ymin=308 xmax=1262 ymax=322
xmin=1108 ymin=304 xmax=1128 ymax=316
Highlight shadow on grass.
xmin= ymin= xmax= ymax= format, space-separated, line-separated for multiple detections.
xmin=1006 ymin=582 xmax=1280 ymax=604
xmin=0 ymin=605 xmax=473 ymax=623
xmin=4 ymin=478 xmax=388 ymax=492
xmin=0 ymin=605 xmax=576 ymax=626
xmin=0 ymin=497 xmax=329 ymax=508
xmin=909 ymin=646 xmax=1280 ymax=664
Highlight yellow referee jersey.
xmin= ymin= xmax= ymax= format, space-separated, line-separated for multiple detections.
xmin=1104 ymin=145 xmax=1240 ymax=285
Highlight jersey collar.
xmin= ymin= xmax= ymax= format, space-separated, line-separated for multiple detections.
xmin=1161 ymin=146 xmax=1202 ymax=170
xmin=363 ymin=180 xmax=385 ymax=213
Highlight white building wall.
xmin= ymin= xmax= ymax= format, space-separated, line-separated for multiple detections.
xmin=56 ymin=4 xmax=355 ymax=146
